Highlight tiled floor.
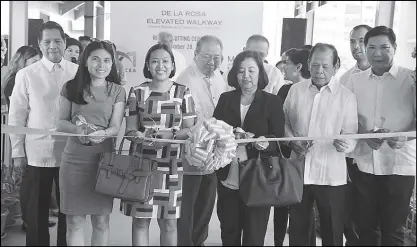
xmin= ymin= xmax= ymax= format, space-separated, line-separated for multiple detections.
xmin=1 ymin=199 xmax=318 ymax=246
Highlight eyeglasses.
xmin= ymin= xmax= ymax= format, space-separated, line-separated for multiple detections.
xmin=198 ymin=53 xmax=222 ymax=63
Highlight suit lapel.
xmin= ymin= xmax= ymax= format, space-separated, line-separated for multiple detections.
xmin=242 ymin=90 xmax=264 ymax=130
xmin=229 ymin=90 xmax=242 ymax=127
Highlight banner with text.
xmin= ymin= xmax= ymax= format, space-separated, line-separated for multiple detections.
xmin=110 ymin=1 xmax=264 ymax=89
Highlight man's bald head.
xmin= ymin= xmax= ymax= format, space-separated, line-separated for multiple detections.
xmin=158 ymin=31 xmax=173 ymax=49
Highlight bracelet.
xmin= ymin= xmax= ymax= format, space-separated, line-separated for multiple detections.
xmin=101 ymin=130 xmax=108 ymax=142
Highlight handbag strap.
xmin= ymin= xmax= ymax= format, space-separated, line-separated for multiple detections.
xmin=276 ymin=141 xmax=284 ymax=158
xmin=106 ymin=137 xmax=125 ymax=179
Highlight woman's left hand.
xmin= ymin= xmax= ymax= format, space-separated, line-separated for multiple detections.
xmin=254 ymin=136 xmax=269 ymax=150
xmin=87 ymin=130 xmax=107 ymax=144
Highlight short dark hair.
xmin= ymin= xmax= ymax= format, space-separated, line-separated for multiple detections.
xmin=143 ymin=44 xmax=176 ymax=79
xmin=78 ymin=36 xmax=92 ymax=42
xmin=285 ymin=48 xmax=311 ymax=79
xmin=38 ymin=21 xmax=66 ymax=42
xmin=66 ymin=38 xmax=82 ymax=53
xmin=195 ymin=35 xmax=223 ymax=53
xmin=364 ymin=26 xmax=396 ymax=46
xmin=246 ymin=34 xmax=270 ymax=48
xmin=309 ymin=43 xmax=339 ymax=66
xmin=65 ymin=41 xmax=120 ymax=105
xmin=301 ymin=44 xmax=313 ymax=50
xmin=227 ymin=50 xmax=269 ymax=90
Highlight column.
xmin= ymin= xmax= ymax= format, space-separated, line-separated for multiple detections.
xmin=96 ymin=5 xmax=105 ymax=40
xmin=84 ymin=1 xmax=95 ymax=37
xmin=375 ymin=1 xmax=395 ymax=28
xmin=305 ymin=10 xmax=314 ymax=45
xmin=8 ymin=1 xmax=28 ymax=58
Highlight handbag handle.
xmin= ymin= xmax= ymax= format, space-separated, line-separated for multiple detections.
xmin=106 ymin=137 xmax=125 ymax=179
xmin=254 ymin=138 xmax=284 ymax=159
xmin=276 ymin=141 xmax=284 ymax=158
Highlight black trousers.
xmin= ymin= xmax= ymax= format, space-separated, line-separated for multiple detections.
xmin=217 ymin=181 xmax=271 ymax=246
xmin=20 ymin=165 xmax=66 ymax=246
xmin=289 ymin=185 xmax=347 ymax=246
xmin=353 ymin=170 xmax=415 ymax=246
xmin=274 ymin=206 xmax=317 ymax=246
xmin=344 ymin=159 xmax=360 ymax=246
xmin=178 ymin=173 xmax=217 ymax=246
xmin=273 ymin=206 xmax=289 ymax=246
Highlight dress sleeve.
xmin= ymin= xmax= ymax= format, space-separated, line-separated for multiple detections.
xmin=125 ymin=87 xmax=139 ymax=134
xmin=114 ymin=85 xmax=127 ymax=104
xmin=181 ymin=86 xmax=196 ymax=120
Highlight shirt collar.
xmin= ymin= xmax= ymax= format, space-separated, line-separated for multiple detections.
xmin=368 ymin=63 xmax=398 ymax=79
xmin=41 ymin=56 xmax=66 ymax=72
xmin=352 ymin=63 xmax=362 ymax=73
xmin=191 ymin=60 xmax=221 ymax=81
xmin=308 ymin=76 xmax=339 ymax=93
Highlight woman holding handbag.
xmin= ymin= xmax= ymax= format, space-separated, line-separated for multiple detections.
xmin=120 ymin=43 xmax=196 ymax=246
xmin=57 ymin=41 xmax=126 ymax=245
xmin=213 ymin=50 xmax=285 ymax=246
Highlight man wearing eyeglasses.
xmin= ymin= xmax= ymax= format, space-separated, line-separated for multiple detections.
xmin=176 ymin=35 xmax=230 ymax=246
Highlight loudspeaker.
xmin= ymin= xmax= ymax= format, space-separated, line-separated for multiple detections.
xmin=281 ymin=18 xmax=307 ymax=55
xmin=28 ymin=19 xmax=44 ymax=47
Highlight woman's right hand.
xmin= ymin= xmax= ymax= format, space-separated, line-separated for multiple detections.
xmin=76 ymin=124 xmax=89 ymax=144
xmin=132 ymin=131 xmax=145 ymax=143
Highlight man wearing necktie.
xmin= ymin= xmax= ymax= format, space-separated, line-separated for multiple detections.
xmin=176 ymin=35 xmax=230 ymax=246
xmin=8 ymin=21 xmax=78 ymax=246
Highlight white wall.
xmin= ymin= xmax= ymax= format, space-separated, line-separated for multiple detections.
xmin=262 ymin=1 xmax=295 ymax=65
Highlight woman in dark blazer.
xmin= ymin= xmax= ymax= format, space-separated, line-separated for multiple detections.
xmin=213 ymin=50 xmax=285 ymax=246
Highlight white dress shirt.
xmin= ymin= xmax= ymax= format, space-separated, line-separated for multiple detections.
xmin=8 ymin=57 xmax=78 ymax=167
xmin=339 ymin=64 xmax=363 ymax=87
xmin=263 ymin=63 xmax=286 ymax=95
xmin=172 ymin=49 xmax=188 ymax=81
xmin=223 ymin=62 xmax=285 ymax=95
xmin=346 ymin=64 xmax=416 ymax=176
xmin=177 ymin=60 xmax=230 ymax=123
xmin=284 ymin=77 xmax=358 ymax=186
xmin=176 ymin=60 xmax=230 ymax=175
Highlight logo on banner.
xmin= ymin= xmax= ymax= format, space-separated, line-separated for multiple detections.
xmin=117 ymin=51 xmax=137 ymax=73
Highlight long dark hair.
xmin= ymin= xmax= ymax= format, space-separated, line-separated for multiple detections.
xmin=65 ymin=41 xmax=120 ymax=105
xmin=2 ymin=46 xmax=41 ymax=98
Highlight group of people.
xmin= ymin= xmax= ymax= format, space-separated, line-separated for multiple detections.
xmin=0 ymin=20 xmax=415 ymax=247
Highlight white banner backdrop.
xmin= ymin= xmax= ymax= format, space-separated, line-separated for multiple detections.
xmin=110 ymin=1 xmax=264 ymax=89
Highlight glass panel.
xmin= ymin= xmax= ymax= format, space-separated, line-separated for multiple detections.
xmin=313 ymin=1 xmax=377 ymax=78
xmin=393 ymin=1 xmax=416 ymax=70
